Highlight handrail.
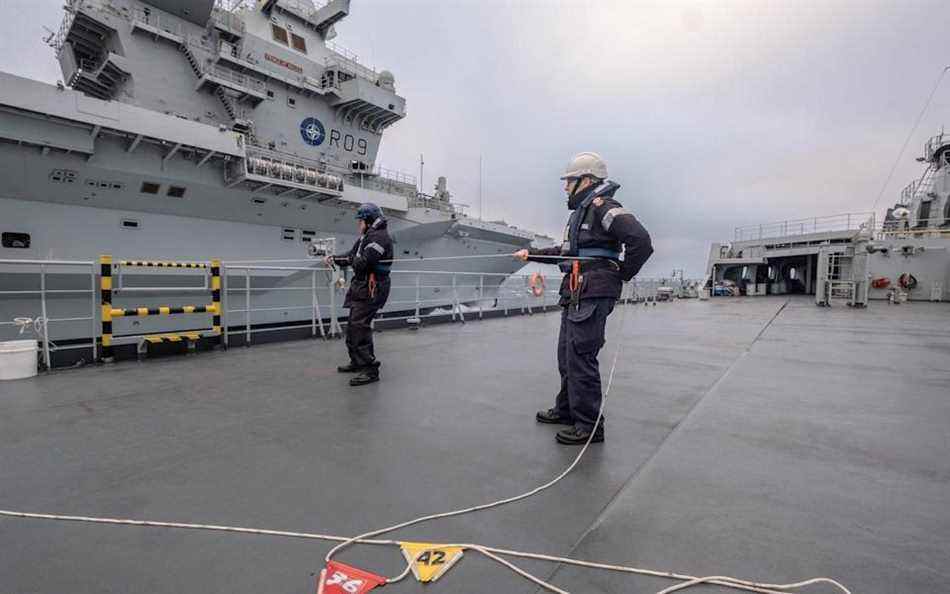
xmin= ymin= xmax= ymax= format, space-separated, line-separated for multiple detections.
xmin=0 ymin=258 xmax=98 ymax=368
xmin=206 ymin=64 xmax=267 ymax=93
xmin=52 ymin=0 xmax=83 ymax=53
xmin=130 ymin=8 xmax=184 ymax=38
xmin=210 ymin=7 xmax=246 ymax=33
xmin=1 ymin=255 xmax=679 ymax=367
xmin=325 ymin=41 xmax=379 ymax=84
xmin=734 ymin=212 xmax=875 ymax=242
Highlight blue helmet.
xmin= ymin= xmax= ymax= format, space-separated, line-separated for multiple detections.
xmin=356 ymin=203 xmax=383 ymax=223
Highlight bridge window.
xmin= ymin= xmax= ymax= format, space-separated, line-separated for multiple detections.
xmin=291 ymin=33 xmax=307 ymax=54
xmin=121 ymin=219 xmax=140 ymax=230
xmin=271 ymin=24 xmax=289 ymax=46
xmin=167 ymin=186 xmax=186 ymax=198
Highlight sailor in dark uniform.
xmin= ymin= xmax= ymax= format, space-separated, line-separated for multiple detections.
xmin=326 ymin=203 xmax=393 ymax=386
xmin=515 ymin=152 xmax=653 ymax=444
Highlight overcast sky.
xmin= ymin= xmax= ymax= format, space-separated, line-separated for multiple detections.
xmin=5 ymin=0 xmax=950 ymax=276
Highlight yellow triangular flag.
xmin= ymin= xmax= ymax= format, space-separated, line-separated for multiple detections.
xmin=399 ymin=542 xmax=464 ymax=582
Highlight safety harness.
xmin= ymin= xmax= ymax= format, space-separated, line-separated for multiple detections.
xmin=562 ymin=182 xmax=622 ymax=306
xmin=363 ymin=217 xmax=389 ymax=299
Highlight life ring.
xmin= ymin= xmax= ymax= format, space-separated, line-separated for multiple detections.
xmin=871 ymin=277 xmax=890 ymax=289
xmin=898 ymin=273 xmax=918 ymax=290
xmin=529 ymin=272 xmax=546 ymax=297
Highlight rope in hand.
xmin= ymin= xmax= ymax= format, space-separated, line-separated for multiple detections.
xmin=377 ymin=253 xmax=597 ymax=264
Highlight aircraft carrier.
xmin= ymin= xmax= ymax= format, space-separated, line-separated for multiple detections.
xmin=0 ymin=0 xmax=554 ymax=343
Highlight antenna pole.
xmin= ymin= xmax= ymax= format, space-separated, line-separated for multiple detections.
xmin=419 ymin=154 xmax=424 ymax=194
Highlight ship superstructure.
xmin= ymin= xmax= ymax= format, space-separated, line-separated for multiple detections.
xmin=1 ymin=0 xmax=546 ymax=268
xmin=0 ymin=0 xmax=554 ymax=340
xmin=705 ymin=132 xmax=950 ymax=305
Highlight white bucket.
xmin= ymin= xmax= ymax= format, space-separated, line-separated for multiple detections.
xmin=0 ymin=340 xmax=39 ymax=380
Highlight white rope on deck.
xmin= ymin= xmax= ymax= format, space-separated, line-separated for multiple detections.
xmin=0 ymin=508 xmax=851 ymax=594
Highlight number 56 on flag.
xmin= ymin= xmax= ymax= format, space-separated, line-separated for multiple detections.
xmin=317 ymin=561 xmax=386 ymax=594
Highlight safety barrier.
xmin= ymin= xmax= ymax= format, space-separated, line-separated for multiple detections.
xmin=219 ymin=260 xmax=655 ymax=347
xmin=220 ymin=262 xmax=568 ymax=347
xmin=0 ymin=258 xmax=98 ymax=368
xmin=2 ymin=254 xmax=670 ymax=367
xmin=119 ymin=260 xmax=209 ymax=269
xmin=99 ymin=255 xmax=221 ymax=360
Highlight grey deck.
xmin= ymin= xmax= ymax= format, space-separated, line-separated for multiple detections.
xmin=1 ymin=297 xmax=948 ymax=594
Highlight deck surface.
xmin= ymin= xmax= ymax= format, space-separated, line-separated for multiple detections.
xmin=1 ymin=297 xmax=948 ymax=593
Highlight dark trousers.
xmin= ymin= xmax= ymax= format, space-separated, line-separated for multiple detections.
xmin=554 ymin=297 xmax=615 ymax=432
xmin=346 ymin=300 xmax=381 ymax=371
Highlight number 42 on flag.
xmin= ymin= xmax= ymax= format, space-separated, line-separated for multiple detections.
xmin=399 ymin=542 xmax=465 ymax=583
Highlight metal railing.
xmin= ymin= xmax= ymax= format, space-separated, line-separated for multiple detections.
xmin=410 ymin=194 xmax=466 ymax=216
xmin=0 ymin=259 xmax=98 ymax=368
xmin=923 ymin=132 xmax=950 ymax=163
xmin=878 ymin=216 xmax=950 ymax=238
xmin=2 ymin=255 xmax=662 ymax=369
xmin=131 ymin=8 xmax=184 ymax=39
xmin=206 ymin=64 xmax=267 ymax=95
xmin=219 ymin=264 xmax=570 ymax=346
xmin=218 ymin=262 xmax=665 ymax=346
xmin=734 ymin=212 xmax=876 ymax=242
xmin=348 ymin=166 xmax=418 ymax=197
xmin=52 ymin=0 xmax=83 ymax=53
xmin=210 ymin=7 xmax=246 ymax=34
xmin=371 ymin=166 xmax=416 ymax=186
xmin=900 ymin=178 xmax=935 ymax=205
xmin=325 ymin=42 xmax=379 ymax=84
xmin=276 ymin=0 xmax=331 ymax=20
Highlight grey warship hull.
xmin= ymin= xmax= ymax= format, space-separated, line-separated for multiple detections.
xmin=0 ymin=0 xmax=551 ymax=342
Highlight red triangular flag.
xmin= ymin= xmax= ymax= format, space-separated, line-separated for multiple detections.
xmin=317 ymin=561 xmax=387 ymax=594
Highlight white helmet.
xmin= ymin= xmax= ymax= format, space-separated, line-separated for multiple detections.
xmin=560 ymin=151 xmax=608 ymax=180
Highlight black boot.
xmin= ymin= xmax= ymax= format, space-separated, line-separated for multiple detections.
xmin=555 ymin=425 xmax=605 ymax=445
xmin=536 ymin=407 xmax=573 ymax=426
xmin=349 ymin=370 xmax=379 ymax=386
xmin=338 ymin=361 xmax=381 ymax=373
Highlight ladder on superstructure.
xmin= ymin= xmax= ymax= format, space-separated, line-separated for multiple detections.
xmin=819 ymin=251 xmax=857 ymax=306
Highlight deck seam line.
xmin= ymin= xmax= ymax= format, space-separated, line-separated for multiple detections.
xmin=535 ymin=299 xmax=790 ymax=592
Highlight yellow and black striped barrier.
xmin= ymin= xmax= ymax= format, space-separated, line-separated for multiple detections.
xmin=119 ymin=261 xmax=208 ymax=268
xmin=143 ymin=332 xmax=202 ymax=344
xmin=100 ymin=254 xmax=114 ymax=359
xmin=211 ymin=259 xmax=221 ymax=335
xmin=99 ymin=255 xmax=222 ymax=361
xmin=110 ymin=304 xmax=218 ymax=317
